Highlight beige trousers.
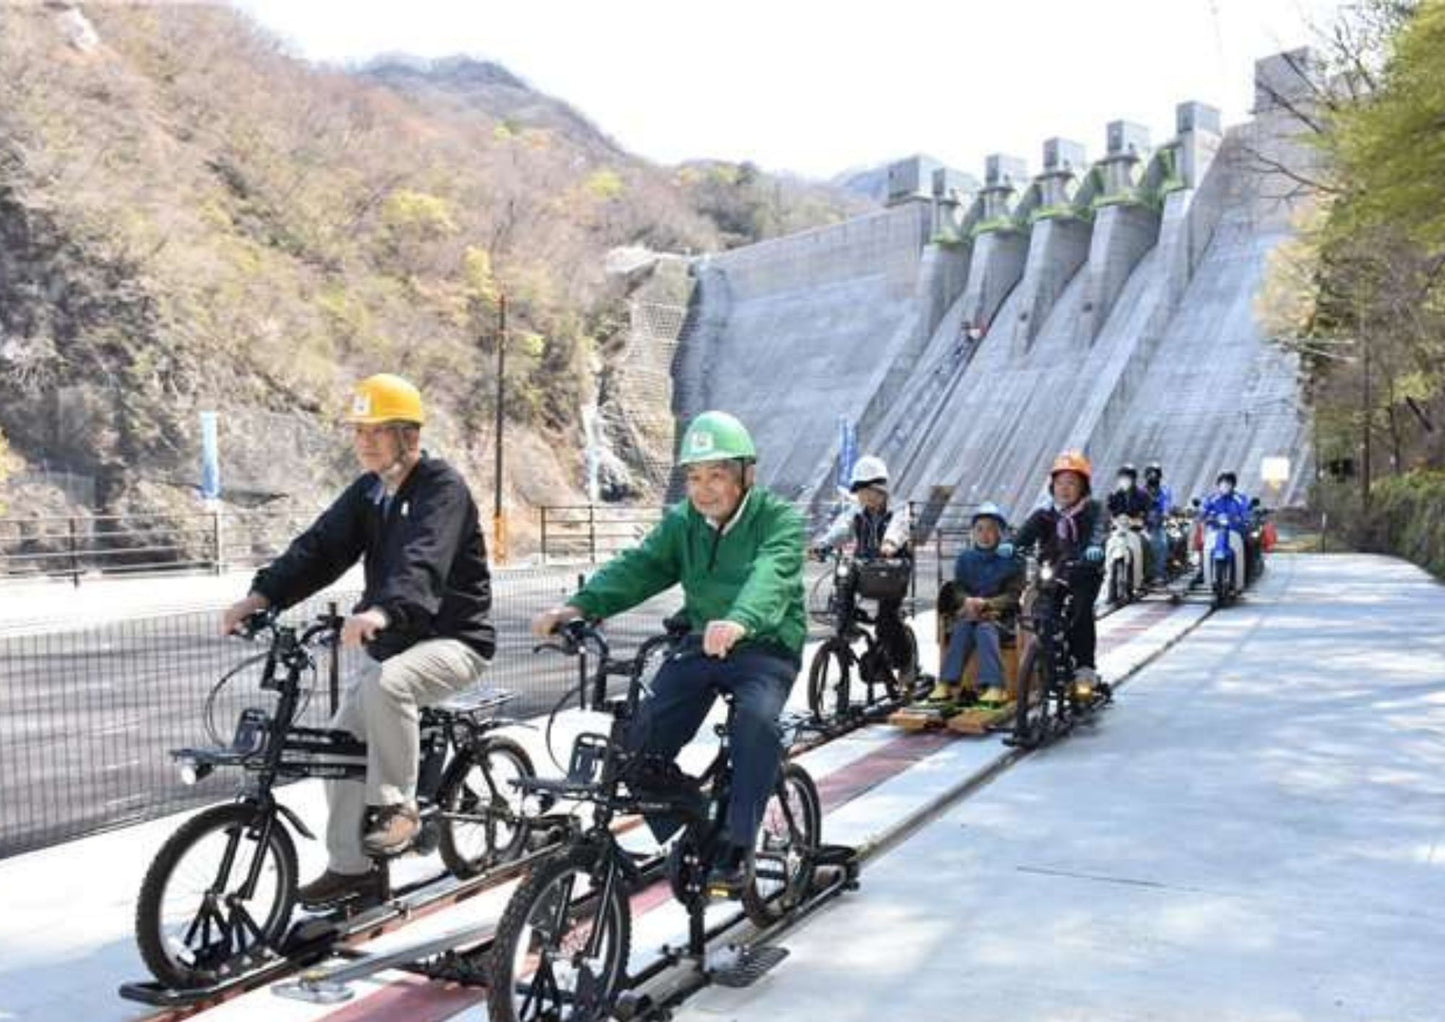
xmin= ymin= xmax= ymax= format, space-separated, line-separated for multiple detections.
xmin=325 ymin=637 xmax=485 ymax=874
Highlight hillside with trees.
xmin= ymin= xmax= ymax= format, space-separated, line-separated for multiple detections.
xmin=1258 ymin=0 xmax=1445 ymax=573
xmin=0 ymin=3 xmax=868 ymax=555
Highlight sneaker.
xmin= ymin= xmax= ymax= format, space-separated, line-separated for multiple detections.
xmin=362 ymin=803 xmax=420 ymax=857
xmin=925 ymin=681 xmax=961 ymax=704
xmin=297 ymin=868 xmax=383 ymax=909
xmin=978 ymin=686 xmax=1008 ymax=706
xmin=705 ymin=844 xmax=752 ymax=899
xmin=1071 ymin=667 xmax=1100 ymax=701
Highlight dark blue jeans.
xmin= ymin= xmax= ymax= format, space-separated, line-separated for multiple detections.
xmin=628 ymin=640 xmax=797 ymax=849
xmin=940 ymin=619 xmax=1005 ymax=687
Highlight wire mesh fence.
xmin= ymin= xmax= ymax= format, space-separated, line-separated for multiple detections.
xmin=0 ymin=566 xmax=684 ymax=860
xmin=1 ymin=499 xmax=982 ymax=859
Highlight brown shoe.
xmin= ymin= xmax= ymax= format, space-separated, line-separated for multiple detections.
xmin=297 ymin=868 xmax=383 ymax=909
xmin=362 ymin=803 xmax=421 ymax=857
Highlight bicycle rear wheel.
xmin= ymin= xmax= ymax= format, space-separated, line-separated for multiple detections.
xmin=437 ymin=737 xmax=536 ymax=878
xmin=743 ymin=763 xmax=821 ymax=927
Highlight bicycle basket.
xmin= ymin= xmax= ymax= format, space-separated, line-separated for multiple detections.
xmin=855 ymin=559 xmax=911 ymax=601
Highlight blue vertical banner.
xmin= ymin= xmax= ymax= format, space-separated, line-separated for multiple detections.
xmin=836 ymin=416 xmax=858 ymax=495
xmin=199 ymin=410 xmax=221 ymax=503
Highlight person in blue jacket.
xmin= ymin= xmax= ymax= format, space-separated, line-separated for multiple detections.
xmin=1142 ymin=462 xmax=1174 ymax=584
xmin=928 ymin=503 xmax=1023 ymax=705
xmin=1199 ymin=470 xmax=1252 ymax=592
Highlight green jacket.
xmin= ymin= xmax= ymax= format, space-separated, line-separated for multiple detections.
xmin=568 ymin=488 xmax=806 ymax=656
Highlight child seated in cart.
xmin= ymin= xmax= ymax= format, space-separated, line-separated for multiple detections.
xmin=928 ymin=503 xmax=1023 ymax=706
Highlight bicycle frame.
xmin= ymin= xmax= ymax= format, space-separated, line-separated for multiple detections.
xmin=526 ymin=621 xmax=802 ymax=951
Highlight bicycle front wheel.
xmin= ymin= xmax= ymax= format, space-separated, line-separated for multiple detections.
xmin=885 ymin=625 xmax=920 ymax=703
xmin=806 ymin=638 xmax=851 ymax=722
xmin=135 ymin=802 xmax=297 ymax=989
xmin=488 ymin=846 xmax=632 ymax=1022
xmin=437 ymin=736 xmax=536 ymax=879
xmin=1011 ymin=642 xmax=1052 ymax=750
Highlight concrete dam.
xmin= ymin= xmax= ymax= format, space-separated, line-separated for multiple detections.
xmin=666 ymin=50 xmax=1316 ymax=519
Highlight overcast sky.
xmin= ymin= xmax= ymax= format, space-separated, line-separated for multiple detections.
xmin=234 ymin=0 xmax=1343 ymax=180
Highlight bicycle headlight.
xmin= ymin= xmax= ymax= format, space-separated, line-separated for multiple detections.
xmin=1039 ymin=563 xmax=1055 ymax=582
xmin=1217 ymin=514 xmax=1231 ymax=527
xmin=177 ymin=756 xmax=213 ymax=786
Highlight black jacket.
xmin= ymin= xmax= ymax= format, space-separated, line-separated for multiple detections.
xmin=1013 ymin=499 xmax=1107 ymax=565
xmin=252 ymin=456 xmax=495 ymax=661
xmin=1106 ymin=487 xmax=1152 ymax=519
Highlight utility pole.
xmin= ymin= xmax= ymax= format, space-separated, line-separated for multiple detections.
xmin=1359 ymin=293 xmax=1372 ymax=513
xmin=493 ymin=294 xmax=508 ymax=563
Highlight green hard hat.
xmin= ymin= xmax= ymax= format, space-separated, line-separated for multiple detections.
xmin=677 ymin=410 xmax=757 ymax=466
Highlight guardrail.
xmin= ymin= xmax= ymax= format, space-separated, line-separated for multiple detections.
xmin=538 ymin=499 xmax=984 ymax=562
xmin=0 ymin=508 xmax=315 ymax=584
xmin=2 ymin=498 xmax=988 ymax=582
xmin=538 ymin=504 xmax=667 ymax=563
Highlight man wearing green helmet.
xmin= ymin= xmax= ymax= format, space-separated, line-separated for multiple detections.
xmin=532 ymin=410 xmax=806 ymax=895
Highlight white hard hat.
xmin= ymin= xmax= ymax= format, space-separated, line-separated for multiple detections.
xmin=849 ymin=455 xmax=889 ymax=493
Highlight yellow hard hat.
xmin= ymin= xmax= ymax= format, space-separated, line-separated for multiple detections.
xmin=345 ymin=374 xmax=424 ymax=425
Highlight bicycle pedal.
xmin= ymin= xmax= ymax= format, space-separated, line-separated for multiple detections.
xmin=710 ymin=944 xmax=789 ymax=988
xmin=705 ymin=882 xmax=744 ymax=901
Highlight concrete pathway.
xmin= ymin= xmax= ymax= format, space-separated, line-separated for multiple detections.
xmin=0 ymin=590 xmax=1200 ymax=1020
xmin=675 ymin=554 xmax=1445 ymax=1022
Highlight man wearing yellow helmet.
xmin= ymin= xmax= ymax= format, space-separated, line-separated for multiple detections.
xmin=532 ymin=410 xmax=805 ymax=896
xmin=222 ymin=373 xmax=494 ymax=908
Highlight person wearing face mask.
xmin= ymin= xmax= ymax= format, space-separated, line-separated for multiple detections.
xmin=221 ymin=374 xmax=494 ymax=909
xmin=531 ymin=411 xmax=805 ymax=897
xmin=1105 ymin=463 xmax=1153 ymax=594
xmin=1141 ymin=462 xmax=1174 ymax=584
xmin=812 ymin=455 xmax=914 ymax=677
xmin=999 ymin=451 xmax=1107 ymax=692
xmin=1198 ymin=470 xmax=1252 ymax=594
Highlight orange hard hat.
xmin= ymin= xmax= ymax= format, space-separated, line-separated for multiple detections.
xmin=1049 ymin=450 xmax=1092 ymax=482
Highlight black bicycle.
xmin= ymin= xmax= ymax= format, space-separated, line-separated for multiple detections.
xmin=487 ymin=619 xmax=822 ymax=1022
xmin=135 ymin=610 xmax=537 ymax=989
xmin=806 ymin=552 xmax=921 ymax=721
xmin=1008 ymin=559 xmax=1112 ymax=750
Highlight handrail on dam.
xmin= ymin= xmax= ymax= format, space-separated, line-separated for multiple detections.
xmin=537 ymin=500 xmax=985 ymax=564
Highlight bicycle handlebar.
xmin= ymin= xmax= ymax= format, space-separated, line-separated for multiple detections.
xmin=235 ymin=610 xmax=341 ymax=649
xmin=533 ymin=617 xmax=609 ymax=660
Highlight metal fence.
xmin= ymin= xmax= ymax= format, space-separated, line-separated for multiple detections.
xmin=0 ymin=566 xmax=684 ymax=859
xmin=1 ymin=499 xmax=984 ymax=859
xmin=537 ymin=499 xmax=982 ymax=563
xmin=0 ymin=508 xmax=316 ymax=584
xmin=538 ymin=505 xmax=667 ymax=563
